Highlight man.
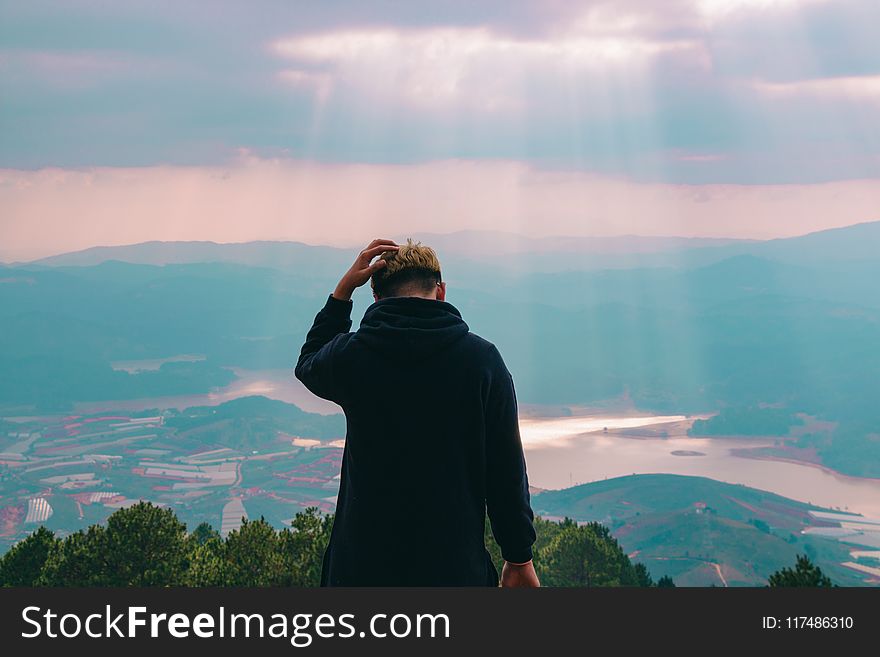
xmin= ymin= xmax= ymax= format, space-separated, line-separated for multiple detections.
xmin=295 ymin=237 xmax=539 ymax=587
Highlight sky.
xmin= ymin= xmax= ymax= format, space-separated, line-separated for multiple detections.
xmin=1 ymin=0 xmax=879 ymax=260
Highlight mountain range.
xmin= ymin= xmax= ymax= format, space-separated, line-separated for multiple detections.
xmin=22 ymin=221 xmax=879 ymax=272
xmin=2 ymin=220 xmax=879 ymax=476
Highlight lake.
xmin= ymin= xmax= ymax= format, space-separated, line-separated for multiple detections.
xmin=520 ymin=414 xmax=880 ymax=518
xmin=75 ymin=369 xmax=880 ymax=518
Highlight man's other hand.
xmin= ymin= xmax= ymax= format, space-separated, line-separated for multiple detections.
xmin=332 ymin=238 xmax=399 ymax=301
xmin=500 ymin=560 xmax=540 ymax=588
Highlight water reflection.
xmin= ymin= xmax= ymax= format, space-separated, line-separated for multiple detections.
xmin=73 ymin=371 xmax=880 ymax=518
xmin=521 ymin=415 xmax=880 ymax=518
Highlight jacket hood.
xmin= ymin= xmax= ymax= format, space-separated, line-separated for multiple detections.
xmin=355 ymin=296 xmax=470 ymax=362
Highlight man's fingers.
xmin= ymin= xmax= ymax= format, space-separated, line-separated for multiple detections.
xmin=365 ymin=238 xmax=399 ymax=250
xmin=369 ymin=259 xmax=388 ymax=271
xmin=361 ymin=244 xmax=399 ymax=260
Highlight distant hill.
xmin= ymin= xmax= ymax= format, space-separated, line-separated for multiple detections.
xmin=676 ymin=220 xmax=880 ymax=268
xmin=165 ymin=395 xmax=345 ymax=449
xmin=26 ymin=220 xmax=880 ymax=274
xmin=28 ymin=232 xmax=754 ymax=276
xmin=533 ymin=474 xmax=868 ymax=586
xmin=33 ymin=240 xmax=354 ymax=278
xmin=32 ymin=232 xmax=752 ymax=267
xmin=742 ymin=220 xmax=880 ymax=264
xmin=396 ymin=230 xmax=750 ymax=256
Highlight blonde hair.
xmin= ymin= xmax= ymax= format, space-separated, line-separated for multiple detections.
xmin=371 ymin=238 xmax=442 ymax=297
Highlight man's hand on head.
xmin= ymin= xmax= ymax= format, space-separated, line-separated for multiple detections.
xmin=500 ymin=560 xmax=541 ymax=588
xmin=332 ymin=238 xmax=399 ymax=301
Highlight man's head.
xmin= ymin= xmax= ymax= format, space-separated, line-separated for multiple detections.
xmin=370 ymin=238 xmax=446 ymax=301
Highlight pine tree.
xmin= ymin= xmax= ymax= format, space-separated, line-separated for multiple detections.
xmin=223 ymin=517 xmax=285 ymax=586
xmin=768 ymin=554 xmax=834 ymax=587
xmin=537 ymin=521 xmax=647 ymax=587
xmin=0 ymin=526 xmax=57 ymax=586
xmin=39 ymin=525 xmax=109 ymax=586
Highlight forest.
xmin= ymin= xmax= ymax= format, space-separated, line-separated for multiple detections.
xmin=0 ymin=501 xmax=831 ymax=587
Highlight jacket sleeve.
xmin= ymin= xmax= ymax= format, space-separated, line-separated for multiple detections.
xmin=294 ymin=294 xmax=354 ymax=405
xmin=484 ymin=344 xmax=537 ymax=564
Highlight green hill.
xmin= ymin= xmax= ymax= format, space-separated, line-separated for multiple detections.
xmin=165 ymin=396 xmax=346 ymax=449
xmin=533 ymin=474 xmax=868 ymax=586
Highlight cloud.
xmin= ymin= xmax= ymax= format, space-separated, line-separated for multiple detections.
xmin=1 ymin=158 xmax=878 ymax=261
xmin=752 ymin=75 xmax=880 ymax=103
xmin=270 ymin=22 xmax=702 ymax=113
xmin=276 ymin=69 xmax=334 ymax=104
xmin=695 ymin=0 xmax=831 ymax=22
xmin=672 ymin=151 xmax=728 ymax=162
xmin=0 ymin=0 xmax=878 ymax=185
xmin=0 ymin=50 xmax=127 ymax=88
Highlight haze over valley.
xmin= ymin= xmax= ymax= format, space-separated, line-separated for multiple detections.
xmin=3 ymin=222 xmax=880 ymax=584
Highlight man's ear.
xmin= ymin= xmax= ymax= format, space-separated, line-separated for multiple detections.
xmin=373 ymin=292 xmax=379 ymax=301
xmin=437 ymin=281 xmax=446 ymax=302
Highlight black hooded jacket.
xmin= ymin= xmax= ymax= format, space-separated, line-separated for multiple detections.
xmin=294 ymin=294 xmax=536 ymax=586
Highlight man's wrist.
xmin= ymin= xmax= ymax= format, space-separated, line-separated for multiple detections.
xmin=331 ymin=283 xmax=354 ymax=301
xmin=505 ymin=559 xmax=533 ymax=567
xmin=501 ymin=545 xmax=534 ymax=564
xmin=324 ymin=293 xmax=353 ymax=320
